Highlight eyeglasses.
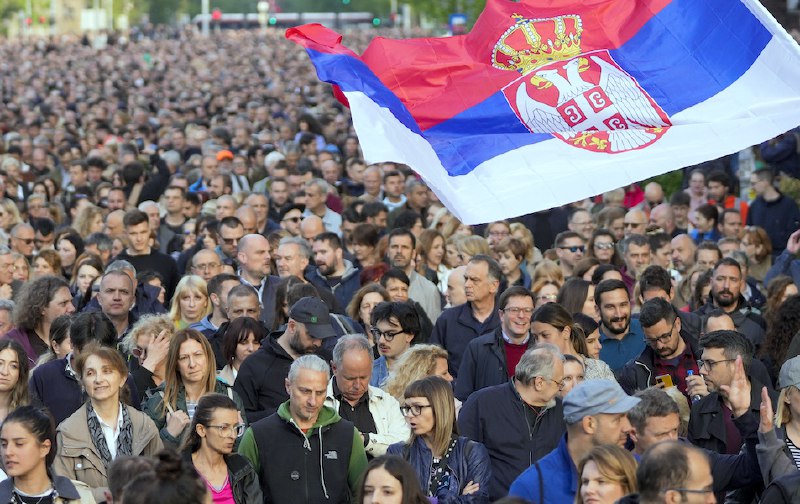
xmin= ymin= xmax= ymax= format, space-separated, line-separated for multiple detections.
xmin=502 ymin=307 xmax=534 ymax=316
xmin=283 ymin=216 xmax=302 ymax=223
xmin=400 ymin=404 xmax=432 ymax=417
xmin=535 ymin=294 xmax=558 ymax=302
xmin=370 ymin=327 xmax=405 ymax=342
xmin=221 ymin=237 xmax=242 ymax=245
xmin=193 ymin=263 xmax=221 ymax=272
xmin=488 ymin=231 xmax=509 ymax=238
xmin=697 ymin=358 xmax=735 ymax=371
xmin=12 ymin=237 xmax=34 ymax=245
xmin=594 ymin=242 xmax=615 ymax=250
xmin=205 ymin=423 xmax=246 ymax=438
xmin=624 ymin=222 xmax=645 ymax=228
xmin=558 ymin=245 xmax=585 ymax=253
xmin=665 ymin=488 xmax=714 ymax=496
xmin=539 ymin=376 xmax=566 ymax=390
xmin=645 ymin=320 xmax=676 ymax=347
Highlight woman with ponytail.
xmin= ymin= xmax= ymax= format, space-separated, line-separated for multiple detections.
xmin=182 ymin=393 xmax=262 ymax=503
xmin=531 ymin=303 xmax=616 ymax=381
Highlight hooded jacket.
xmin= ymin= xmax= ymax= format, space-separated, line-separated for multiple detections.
xmin=238 ymin=402 xmax=368 ymax=504
xmin=54 ymin=402 xmax=163 ymax=502
xmin=307 ymin=259 xmax=361 ymax=311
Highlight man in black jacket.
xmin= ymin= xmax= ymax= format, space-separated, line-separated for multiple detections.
xmin=618 ymin=297 xmax=701 ymax=400
xmin=455 ymin=285 xmax=535 ymax=401
xmin=458 ymin=343 xmax=566 ymax=500
xmin=233 ymin=297 xmax=336 ymax=422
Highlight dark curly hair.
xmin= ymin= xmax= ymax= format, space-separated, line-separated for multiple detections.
xmin=13 ymin=276 xmax=70 ymax=332
xmin=763 ymin=275 xmax=796 ymax=324
xmin=763 ymin=294 xmax=800 ymax=377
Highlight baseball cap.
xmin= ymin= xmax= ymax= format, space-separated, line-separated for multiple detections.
xmin=216 ymin=149 xmax=234 ymax=161
xmin=563 ymin=379 xmax=641 ymax=424
xmin=289 ymin=297 xmax=336 ymax=339
xmin=779 ymin=356 xmax=800 ymax=389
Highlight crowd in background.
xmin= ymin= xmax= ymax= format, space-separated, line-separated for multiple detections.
xmin=0 ymin=23 xmax=799 ymax=504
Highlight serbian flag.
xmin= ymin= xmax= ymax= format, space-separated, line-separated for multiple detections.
xmin=287 ymin=0 xmax=800 ymax=224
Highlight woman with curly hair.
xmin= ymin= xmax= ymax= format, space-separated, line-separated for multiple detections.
xmin=72 ymin=203 xmax=105 ymax=239
xmin=384 ymin=345 xmax=452 ymax=402
xmin=3 ymin=276 xmax=75 ymax=366
xmin=764 ymin=275 xmax=798 ymax=324
xmin=31 ymin=249 xmax=61 ymax=280
xmin=762 ymin=295 xmax=800 ymax=385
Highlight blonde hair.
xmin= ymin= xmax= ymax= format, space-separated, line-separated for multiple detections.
xmin=121 ymin=313 xmax=174 ymax=356
xmin=575 ymin=445 xmax=638 ymax=504
xmin=384 ymin=344 xmax=449 ymax=401
xmin=72 ymin=203 xmax=104 ymax=239
xmin=776 ymin=387 xmax=794 ymax=428
xmin=0 ymin=200 xmax=22 ymax=231
xmin=509 ymin=223 xmax=535 ymax=262
xmin=168 ymin=275 xmax=211 ymax=327
xmin=403 ymin=377 xmax=457 ymax=457
xmin=532 ymin=259 xmax=565 ymax=288
xmin=456 ymin=236 xmax=490 ymax=259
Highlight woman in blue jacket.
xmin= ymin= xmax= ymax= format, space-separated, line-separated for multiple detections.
xmin=388 ymin=376 xmax=491 ymax=503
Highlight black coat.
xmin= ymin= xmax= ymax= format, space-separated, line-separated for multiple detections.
xmin=455 ymin=326 xmax=534 ymax=402
xmin=458 ymin=381 xmax=565 ymax=500
xmin=233 ymin=334 xmax=295 ymax=423
xmin=431 ymin=302 xmax=501 ymax=378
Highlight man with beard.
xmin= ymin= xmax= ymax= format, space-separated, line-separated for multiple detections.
xmin=688 ymin=331 xmax=777 ymax=457
xmin=386 ymin=228 xmax=441 ymax=322
xmin=595 ymin=279 xmax=645 ymax=372
xmin=617 ymin=298 xmax=701 ymax=400
xmin=234 ymin=297 xmax=336 ymax=422
xmin=308 ymin=232 xmax=360 ymax=310
xmin=694 ymin=257 xmax=766 ymax=352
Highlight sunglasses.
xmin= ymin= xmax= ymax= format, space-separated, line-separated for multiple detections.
xmin=558 ymin=245 xmax=585 ymax=253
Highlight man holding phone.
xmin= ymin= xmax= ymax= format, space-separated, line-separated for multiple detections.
xmin=617 ymin=297 xmax=701 ymax=403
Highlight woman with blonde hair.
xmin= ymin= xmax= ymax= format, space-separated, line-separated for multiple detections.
xmin=122 ymin=314 xmax=175 ymax=394
xmin=441 ymin=215 xmax=473 ymax=240
xmin=532 ymin=259 xmax=565 ymax=288
xmin=455 ymin=236 xmax=490 ymax=267
xmin=384 ymin=345 xmax=452 ymax=401
xmin=576 ymin=445 xmax=638 ymax=504
xmin=754 ymin=356 xmax=800 ymax=482
xmin=72 ymin=203 xmax=105 ymax=238
xmin=531 ymin=277 xmax=560 ymax=309
xmin=169 ymin=275 xmax=211 ymax=329
xmin=0 ymin=199 xmax=22 ymax=232
xmin=387 ymin=376 xmax=491 ymax=502
xmin=142 ymin=329 xmax=247 ymax=448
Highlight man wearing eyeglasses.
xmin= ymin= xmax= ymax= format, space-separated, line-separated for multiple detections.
xmin=617 ymin=298 xmax=700 ymax=400
xmin=687 ymin=330 xmax=776 ymax=457
xmin=459 ymin=343 xmax=567 ymax=500
xmin=554 ymin=231 xmax=585 ymax=278
xmin=629 ymin=441 xmax=715 ymax=504
xmin=508 ymin=377 xmax=640 ymax=503
xmin=369 ymin=302 xmax=420 ymax=388
xmin=623 ymin=209 xmax=648 ymax=238
xmin=9 ymin=223 xmax=35 ymax=260
xmin=455 ymin=286 xmax=536 ymax=401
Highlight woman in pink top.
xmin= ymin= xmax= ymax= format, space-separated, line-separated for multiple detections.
xmin=184 ymin=393 xmax=262 ymax=504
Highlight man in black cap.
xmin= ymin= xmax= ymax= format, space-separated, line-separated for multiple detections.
xmin=234 ymin=296 xmax=336 ymax=422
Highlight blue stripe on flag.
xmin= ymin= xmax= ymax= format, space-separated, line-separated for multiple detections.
xmin=426 ymin=0 xmax=772 ymax=176
xmin=306 ymin=49 xmax=422 ymax=135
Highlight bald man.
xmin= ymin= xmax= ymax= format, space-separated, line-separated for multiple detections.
xmin=236 ymin=234 xmax=281 ymax=329
xmin=104 ymin=210 xmax=126 ymax=238
xmin=190 ymin=249 xmax=223 ymax=283
xmin=649 ymin=203 xmax=677 ymax=237
xmin=236 ymin=206 xmax=258 ymax=236
xmin=300 ymin=215 xmax=325 ymax=242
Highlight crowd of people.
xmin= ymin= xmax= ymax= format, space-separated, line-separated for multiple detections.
xmin=0 ymin=22 xmax=799 ymax=504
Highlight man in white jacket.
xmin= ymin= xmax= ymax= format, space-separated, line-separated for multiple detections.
xmin=325 ymin=334 xmax=409 ymax=457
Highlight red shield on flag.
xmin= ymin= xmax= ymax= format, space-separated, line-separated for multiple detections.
xmin=503 ymin=50 xmax=671 ymax=153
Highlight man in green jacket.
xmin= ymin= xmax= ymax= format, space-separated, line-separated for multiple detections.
xmin=239 ymin=354 xmax=367 ymax=503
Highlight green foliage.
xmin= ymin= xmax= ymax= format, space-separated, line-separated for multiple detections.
xmin=643 ymin=169 xmax=683 ymax=201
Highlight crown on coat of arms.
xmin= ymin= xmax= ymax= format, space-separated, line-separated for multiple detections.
xmin=492 ymin=14 xmax=583 ymax=75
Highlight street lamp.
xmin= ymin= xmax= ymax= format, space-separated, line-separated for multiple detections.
xmin=257 ymin=1 xmax=270 ymax=33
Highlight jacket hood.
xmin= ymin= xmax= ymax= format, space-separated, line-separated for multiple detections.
xmin=277 ymin=401 xmax=342 ymax=430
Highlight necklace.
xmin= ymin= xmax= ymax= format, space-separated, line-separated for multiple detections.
xmin=13 ymin=485 xmax=53 ymax=504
